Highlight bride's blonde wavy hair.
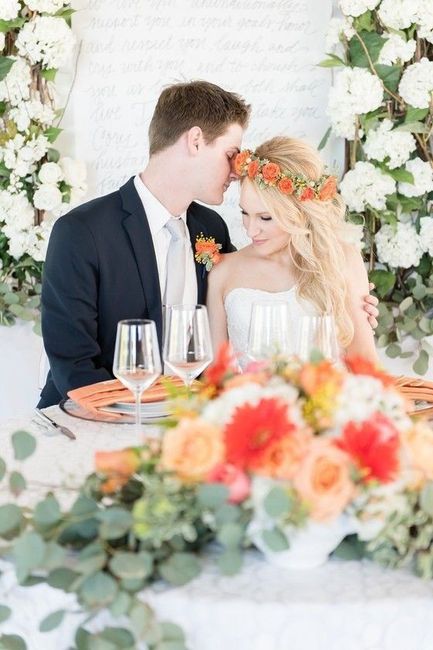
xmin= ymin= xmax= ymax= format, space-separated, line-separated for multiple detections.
xmin=241 ymin=136 xmax=356 ymax=347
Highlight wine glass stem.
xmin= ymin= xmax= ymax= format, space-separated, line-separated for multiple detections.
xmin=135 ymin=389 xmax=142 ymax=434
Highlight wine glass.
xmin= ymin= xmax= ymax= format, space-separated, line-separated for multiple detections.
xmin=113 ymin=319 xmax=162 ymax=431
xmin=247 ymin=301 xmax=292 ymax=362
xmin=295 ymin=314 xmax=340 ymax=363
xmin=163 ymin=304 xmax=213 ymax=387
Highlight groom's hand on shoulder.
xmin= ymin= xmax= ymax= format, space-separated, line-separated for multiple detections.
xmin=363 ymin=282 xmax=379 ymax=329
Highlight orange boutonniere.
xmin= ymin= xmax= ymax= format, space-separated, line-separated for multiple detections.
xmin=195 ymin=234 xmax=222 ymax=272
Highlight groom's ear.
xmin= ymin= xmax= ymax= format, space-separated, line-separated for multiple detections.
xmin=186 ymin=126 xmax=203 ymax=155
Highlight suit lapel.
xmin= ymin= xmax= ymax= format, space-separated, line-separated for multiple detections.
xmin=120 ymin=178 xmax=163 ymax=344
xmin=187 ymin=204 xmax=208 ymax=305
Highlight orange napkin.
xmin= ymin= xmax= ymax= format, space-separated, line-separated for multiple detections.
xmin=394 ymin=375 xmax=433 ymax=417
xmin=68 ymin=376 xmax=186 ymax=419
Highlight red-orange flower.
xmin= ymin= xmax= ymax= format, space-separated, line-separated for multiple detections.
xmin=195 ymin=240 xmax=219 ymax=254
xmin=233 ymin=150 xmax=251 ymax=175
xmin=262 ymin=162 xmax=280 ymax=183
xmin=248 ymin=160 xmax=259 ymax=178
xmin=344 ymin=356 xmax=394 ymax=388
xmin=277 ymin=177 xmax=294 ymax=194
xmin=95 ymin=448 xmax=140 ymax=494
xmin=318 ymin=176 xmax=337 ymax=201
xmin=224 ymin=398 xmax=295 ymax=470
xmin=299 ymin=360 xmax=343 ymax=395
xmin=299 ymin=187 xmax=315 ymax=201
xmin=203 ymin=341 xmax=237 ymax=387
xmin=337 ymin=412 xmax=400 ymax=483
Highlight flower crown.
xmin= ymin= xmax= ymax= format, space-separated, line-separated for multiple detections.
xmin=233 ymin=150 xmax=337 ymax=202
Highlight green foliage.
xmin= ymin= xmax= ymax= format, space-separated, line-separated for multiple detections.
xmin=11 ymin=431 xmax=36 ymax=461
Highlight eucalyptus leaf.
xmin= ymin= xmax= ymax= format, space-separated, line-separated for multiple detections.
xmin=160 ymin=622 xmax=186 ymax=642
xmin=98 ymin=508 xmax=132 ymax=540
xmin=43 ymin=126 xmax=62 ymax=143
xmin=0 ymin=504 xmax=23 ymax=536
xmin=197 ymin=483 xmax=229 ymax=509
xmin=413 ymin=349 xmax=429 ymax=375
xmin=420 ymin=483 xmax=433 ymax=517
xmin=13 ymin=531 xmax=45 ymax=583
xmin=41 ymin=541 xmax=66 ymax=571
xmin=94 ymin=627 xmax=135 ymax=649
xmin=9 ymin=471 xmax=26 ymax=496
xmin=399 ymin=296 xmax=413 ymax=312
xmin=217 ymin=522 xmax=244 ymax=549
xmin=0 ymin=634 xmax=27 ymax=650
xmin=263 ymin=486 xmax=292 ymax=518
xmin=109 ymin=591 xmax=131 ymax=618
xmin=0 ymin=605 xmax=11 ymax=623
xmin=159 ymin=552 xmax=200 ymax=586
xmin=34 ymin=494 xmax=62 ymax=530
xmin=385 ymin=343 xmax=401 ymax=359
xmin=11 ymin=430 xmax=36 ymax=461
xmin=128 ymin=601 xmax=154 ymax=639
xmin=217 ymin=549 xmax=243 ymax=575
xmin=109 ymin=551 xmax=152 ymax=580
xmin=0 ymin=457 xmax=6 ymax=482
xmin=47 ymin=567 xmax=79 ymax=590
xmin=79 ymin=571 xmax=118 ymax=608
xmin=39 ymin=609 xmax=66 ymax=633
xmin=262 ymin=527 xmax=290 ymax=552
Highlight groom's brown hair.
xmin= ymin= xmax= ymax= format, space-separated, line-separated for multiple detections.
xmin=148 ymin=80 xmax=250 ymax=156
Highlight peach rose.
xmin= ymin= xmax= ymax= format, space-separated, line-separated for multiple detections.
xmin=223 ymin=371 xmax=268 ymax=390
xmin=255 ymin=430 xmax=311 ymax=480
xmin=292 ymin=438 xmax=355 ymax=521
xmin=233 ymin=150 xmax=251 ymax=175
xmin=403 ymin=421 xmax=433 ymax=483
xmin=299 ymin=360 xmax=343 ymax=396
xmin=262 ymin=162 xmax=280 ymax=183
xmin=277 ymin=177 xmax=294 ymax=195
xmin=318 ymin=176 xmax=337 ymax=201
xmin=161 ymin=418 xmax=224 ymax=481
xmin=95 ymin=448 xmax=140 ymax=494
xmin=208 ymin=463 xmax=251 ymax=503
xmin=248 ymin=160 xmax=259 ymax=178
xmin=299 ymin=187 xmax=315 ymax=201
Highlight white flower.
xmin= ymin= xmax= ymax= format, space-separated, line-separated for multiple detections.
xmin=25 ymin=219 xmax=53 ymax=262
xmin=378 ymin=0 xmax=419 ymax=29
xmin=339 ymin=0 xmax=380 ymax=17
xmin=375 ymin=222 xmax=423 ymax=269
xmin=420 ymin=217 xmax=433 ymax=256
xmin=38 ymin=162 xmax=63 ymax=185
xmin=0 ymin=0 xmax=20 ymax=21
xmin=0 ymin=33 xmax=5 ymax=52
xmin=327 ymin=68 xmax=383 ymax=140
xmin=378 ymin=34 xmax=416 ymax=66
xmin=399 ymin=58 xmax=433 ymax=109
xmin=10 ymin=97 xmax=57 ymax=131
xmin=26 ymin=0 xmax=68 ymax=13
xmin=364 ymin=119 xmax=417 ymax=169
xmin=33 ymin=184 xmax=63 ymax=211
xmin=0 ymin=57 xmax=31 ymax=107
xmin=59 ymin=157 xmax=86 ymax=190
xmin=325 ymin=17 xmax=355 ymax=52
xmin=398 ymin=158 xmax=433 ymax=197
xmin=340 ymin=161 xmax=396 ymax=212
xmin=417 ymin=0 xmax=433 ymax=44
xmin=353 ymin=484 xmax=411 ymax=541
xmin=3 ymin=226 xmax=28 ymax=259
xmin=2 ymin=191 xmax=34 ymax=230
xmin=336 ymin=375 xmax=409 ymax=428
xmin=16 ymin=16 xmax=76 ymax=69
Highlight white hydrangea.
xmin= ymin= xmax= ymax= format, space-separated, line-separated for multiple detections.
xmin=0 ymin=0 xmax=20 ymax=20
xmin=420 ymin=217 xmax=433 ymax=256
xmin=26 ymin=0 xmax=68 ymax=13
xmin=0 ymin=57 xmax=31 ymax=107
xmin=327 ymin=67 xmax=383 ymax=140
xmin=339 ymin=0 xmax=380 ymax=17
xmin=340 ymin=161 xmax=396 ymax=212
xmin=16 ymin=16 xmax=76 ymax=69
xmin=0 ymin=33 xmax=5 ymax=52
xmin=364 ymin=119 xmax=417 ymax=169
xmin=398 ymin=158 xmax=433 ymax=197
xmin=399 ymin=58 xmax=433 ymax=109
xmin=25 ymin=219 xmax=54 ymax=262
xmin=33 ymin=184 xmax=63 ymax=211
xmin=38 ymin=162 xmax=63 ymax=185
xmin=375 ymin=222 xmax=423 ymax=269
xmin=1 ymin=191 xmax=34 ymax=230
xmin=2 ymin=133 xmax=49 ymax=178
xmin=3 ymin=225 xmax=28 ymax=259
xmin=325 ymin=17 xmax=355 ymax=52
xmin=9 ymin=98 xmax=56 ymax=132
xmin=416 ymin=1 xmax=433 ymax=44
xmin=378 ymin=34 xmax=416 ymax=66
xmin=378 ymin=0 xmax=419 ymax=29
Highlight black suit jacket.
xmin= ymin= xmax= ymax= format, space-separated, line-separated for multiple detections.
xmin=38 ymin=177 xmax=235 ymax=407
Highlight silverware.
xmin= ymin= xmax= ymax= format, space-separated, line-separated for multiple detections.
xmin=34 ymin=408 xmax=76 ymax=440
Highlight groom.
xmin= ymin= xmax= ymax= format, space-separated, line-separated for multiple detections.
xmin=38 ymin=80 xmax=379 ymax=408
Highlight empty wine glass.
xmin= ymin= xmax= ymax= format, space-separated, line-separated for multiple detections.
xmin=113 ymin=319 xmax=162 ymax=431
xmin=163 ymin=304 xmax=213 ymax=387
xmin=295 ymin=314 xmax=340 ymax=363
xmin=247 ymin=301 xmax=292 ymax=361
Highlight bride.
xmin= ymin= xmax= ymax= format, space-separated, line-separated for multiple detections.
xmin=207 ymin=136 xmax=379 ymax=364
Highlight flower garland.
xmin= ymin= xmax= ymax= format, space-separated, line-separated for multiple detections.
xmin=323 ymin=1 xmax=433 ymax=375
xmin=0 ymin=2 xmax=86 ymax=331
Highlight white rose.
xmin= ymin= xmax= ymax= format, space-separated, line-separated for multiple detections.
xmin=33 ymin=184 xmax=63 ymax=211
xmin=38 ymin=162 xmax=63 ymax=185
xmin=59 ymin=157 xmax=86 ymax=189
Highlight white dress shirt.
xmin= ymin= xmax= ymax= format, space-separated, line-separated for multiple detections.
xmin=134 ymin=175 xmax=198 ymax=306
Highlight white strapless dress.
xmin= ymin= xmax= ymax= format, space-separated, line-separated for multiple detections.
xmin=224 ymin=287 xmax=317 ymax=365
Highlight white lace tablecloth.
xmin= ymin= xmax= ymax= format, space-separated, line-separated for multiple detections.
xmin=1 ymin=410 xmax=433 ymax=650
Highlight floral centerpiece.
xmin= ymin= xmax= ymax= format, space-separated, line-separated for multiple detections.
xmin=322 ymin=0 xmax=433 ymax=374
xmin=1 ymin=347 xmax=433 ymax=646
xmin=0 ymin=1 xmax=85 ymax=330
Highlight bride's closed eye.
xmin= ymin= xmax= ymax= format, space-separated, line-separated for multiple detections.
xmin=240 ymin=209 xmax=272 ymax=222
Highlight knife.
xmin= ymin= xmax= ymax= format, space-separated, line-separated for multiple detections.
xmin=34 ymin=408 xmax=76 ymax=440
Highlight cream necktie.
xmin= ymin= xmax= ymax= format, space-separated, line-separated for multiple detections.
xmin=164 ymin=217 xmax=186 ymax=306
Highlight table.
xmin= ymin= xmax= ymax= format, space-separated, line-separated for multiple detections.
xmin=1 ymin=410 xmax=433 ymax=650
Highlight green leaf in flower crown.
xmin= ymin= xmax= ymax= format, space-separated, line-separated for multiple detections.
xmin=263 ymin=486 xmax=292 ymax=518
xmin=43 ymin=127 xmax=63 ymax=143
xmin=262 ymin=527 xmax=290 ymax=552
xmin=217 ymin=549 xmax=243 ymax=575
xmin=368 ymin=270 xmax=395 ymax=298
xmin=197 ymin=483 xmax=229 ymax=509
xmin=217 ymin=522 xmax=244 ymax=549
xmin=9 ymin=471 xmax=26 ymax=496
xmin=13 ymin=531 xmax=46 ymax=583
xmin=374 ymin=64 xmax=402 ymax=94
xmin=11 ymin=430 xmax=36 ymax=461
xmin=0 ymin=57 xmax=14 ymax=81
xmin=413 ymin=349 xmax=429 ymax=375
xmin=405 ymin=106 xmax=429 ymax=123
xmin=0 ymin=503 xmax=23 ymax=537
xmin=108 ymin=551 xmax=153 ymax=580
xmin=420 ymin=482 xmax=433 ymax=517
xmin=40 ymin=68 xmax=57 ymax=82
xmin=33 ymin=494 xmax=62 ymax=530
xmin=0 ymin=605 xmax=11 ymax=623
xmin=349 ymin=31 xmax=386 ymax=67
xmin=385 ymin=167 xmax=414 ymax=184
xmin=98 ymin=508 xmax=133 ymax=540
xmin=39 ymin=609 xmax=66 ymax=633
xmin=159 ymin=552 xmax=200 ymax=586
xmin=79 ymin=571 xmax=118 ymax=608
xmin=0 ymin=634 xmax=27 ymax=650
